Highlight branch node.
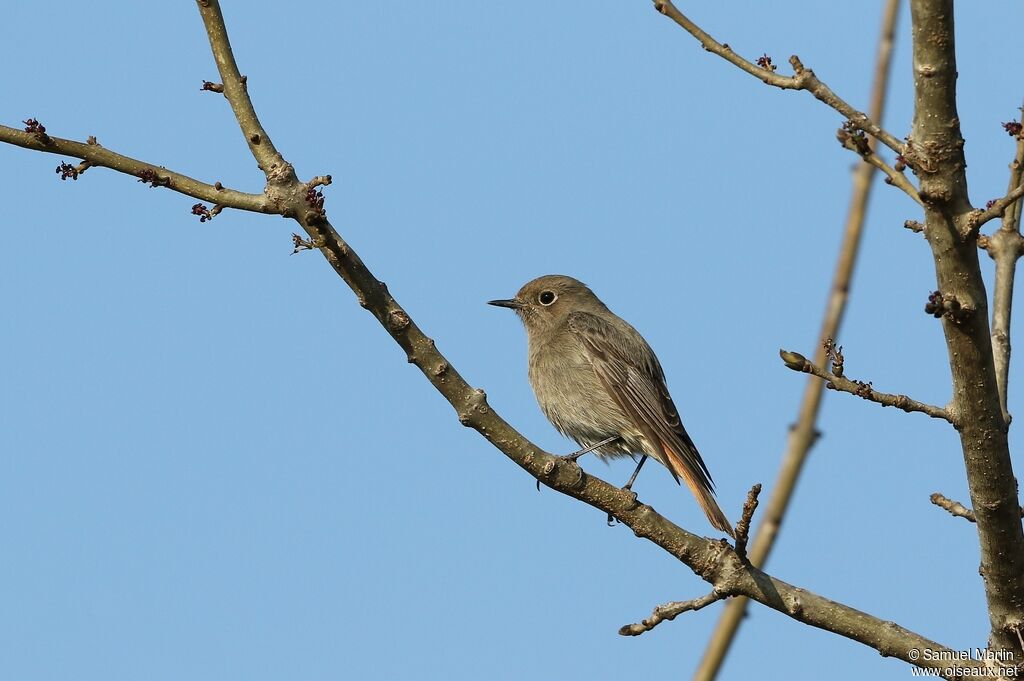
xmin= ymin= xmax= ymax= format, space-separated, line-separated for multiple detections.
xmin=136 ymin=168 xmax=171 ymax=189
xmin=925 ymin=290 xmax=975 ymax=322
xmin=201 ymin=80 xmax=224 ymax=93
xmin=387 ymin=309 xmax=411 ymax=332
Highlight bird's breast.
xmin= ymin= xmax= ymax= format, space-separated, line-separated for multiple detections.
xmin=527 ymin=335 xmax=636 ymax=451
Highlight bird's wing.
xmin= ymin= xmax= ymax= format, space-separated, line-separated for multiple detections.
xmin=567 ymin=311 xmax=732 ymax=535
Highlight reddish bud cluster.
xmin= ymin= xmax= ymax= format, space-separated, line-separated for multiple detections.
xmin=23 ymin=118 xmax=45 ymax=134
xmin=305 ymin=187 xmax=326 ymax=216
xmin=986 ymin=199 xmax=997 ymax=210
xmin=924 ymin=290 xmax=944 ymax=318
xmin=137 ymin=168 xmax=169 ymax=188
xmin=837 ymin=121 xmax=869 ymax=155
xmin=853 ymin=380 xmax=873 ymax=398
xmin=191 ymin=203 xmax=214 ymax=222
xmin=23 ymin=118 xmax=51 ymax=143
xmin=756 ymin=54 xmax=775 ymax=72
xmin=1003 ymin=121 xmax=1023 ymax=137
xmin=55 ymin=162 xmax=80 ymax=181
xmin=894 ymin=155 xmax=907 ymax=172
xmin=823 ymin=338 xmax=844 ymax=378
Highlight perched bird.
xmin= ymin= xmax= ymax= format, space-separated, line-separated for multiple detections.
xmin=489 ymin=275 xmax=732 ymax=536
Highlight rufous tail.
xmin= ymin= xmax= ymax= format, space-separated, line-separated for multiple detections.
xmin=660 ymin=439 xmax=734 ymax=537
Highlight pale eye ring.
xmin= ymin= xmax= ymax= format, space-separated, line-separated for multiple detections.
xmin=538 ymin=291 xmax=557 ymax=306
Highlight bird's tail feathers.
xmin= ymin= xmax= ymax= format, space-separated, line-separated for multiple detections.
xmin=660 ymin=439 xmax=734 ymax=537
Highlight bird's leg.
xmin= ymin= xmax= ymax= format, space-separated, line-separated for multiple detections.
xmin=561 ymin=435 xmax=619 ymax=462
xmin=622 ymin=455 xmax=648 ymax=491
xmin=607 ymin=455 xmax=648 ymax=525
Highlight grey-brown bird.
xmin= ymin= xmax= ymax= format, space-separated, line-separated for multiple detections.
xmin=489 ymin=274 xmax=732 ymax=536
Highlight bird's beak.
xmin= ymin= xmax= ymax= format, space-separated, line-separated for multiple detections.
xmin=488 ymin=298 xmax=523 ymax=310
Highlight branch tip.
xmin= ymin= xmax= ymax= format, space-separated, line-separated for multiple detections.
xmin=619 ymin=590 xmax=724 ymax=636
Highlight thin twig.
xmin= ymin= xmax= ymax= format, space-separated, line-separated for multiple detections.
xmin=930 ymin=493 xmax=977 ymax=522
xmin=931 ymin=492 xmax=1024 ymax=524
xmin=651 ymin=0 xmax=904 ymax=156
xmin=981 ymin=127 xmax=1024 ymax=425
xmin=837 ymin=131 xmax=922 ymax=205
xmin=970 ymin=182 xmax=1024 ymax=234
xmin=0 ymin=125 xmax=271 ymax=213
xmin=780 ymin=349 xmax=952 ymax=423
xmin=733 ymin=484 xmax=762 ymax=562
xmin=619 ymin=591 xmax=723 ymax=636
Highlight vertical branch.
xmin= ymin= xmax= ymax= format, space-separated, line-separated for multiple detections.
xmin=693 ymin=1 xmax=901 ymax=678
xmin=909 ymin=0 xmax=1024 ymax=653
xmin=983 ymin=130 xmax=1024 ymax=424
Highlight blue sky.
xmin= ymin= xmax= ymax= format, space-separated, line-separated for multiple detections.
xmin=3 ymin=2 xmax=1022 ymax=680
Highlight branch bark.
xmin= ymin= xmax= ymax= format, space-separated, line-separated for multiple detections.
xmin=909 ymin=0 xmax=1024 ymax=652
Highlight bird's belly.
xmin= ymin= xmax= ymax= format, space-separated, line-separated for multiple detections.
xmin=528 ymin=353 xmax=642 ymax=458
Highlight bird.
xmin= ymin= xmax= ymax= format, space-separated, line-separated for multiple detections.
xmin=489 ymin=274 xmax=733 ymax=536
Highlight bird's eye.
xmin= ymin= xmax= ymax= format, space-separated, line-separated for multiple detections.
xmin=538 ymin=291 xmax=557 ymax=306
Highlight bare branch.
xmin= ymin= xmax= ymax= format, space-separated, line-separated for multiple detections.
xmin=837 ymin=127 xmax=921 ymax=205
xmin=651 ymin=0 xmax=904 ymax=156
xmin=969 ymin=182 xmax=1024 ymax=234
xmin=931 ymin=493 xmax=1024 ymax=524
xmin=619 ymin=590 xmax=723 ymax=637
xmin=196 ymin=0 xmax=295 ymax=184
xmin=0 ymin=124 xmax=272 ymax=214
xmin=930 ymin=492 xmax=978 ymax=522
xmin=779 ymin=350 xmax=952 ymax=423
xmin=981 ymin=129 xmax=1024 ymax=424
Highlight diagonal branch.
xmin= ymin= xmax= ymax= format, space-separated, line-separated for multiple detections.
xmin=837 ymin=130 xmax=922 ymax=205
xmin=651 ymin=0 xmax=904 ymax=156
